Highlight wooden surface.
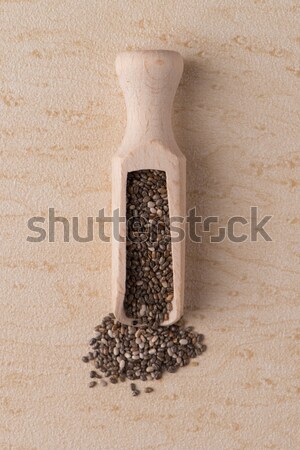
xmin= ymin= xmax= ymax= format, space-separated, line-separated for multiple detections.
xmin=113 ymin=50 xmax=186 ymax=325
xmin=1 ymin=1 xmax=299 ymax=449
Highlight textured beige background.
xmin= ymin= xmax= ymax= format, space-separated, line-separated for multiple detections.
xmin=1 ymin=1 xmax=299 ymax=449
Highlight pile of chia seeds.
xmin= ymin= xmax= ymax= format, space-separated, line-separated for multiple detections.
xmin=82 ymin=314 xmax=206 ymax=393
xmin=82 ymin=170 xmax=206 ymax=394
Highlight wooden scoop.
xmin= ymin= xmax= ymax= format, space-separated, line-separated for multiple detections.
xmin=112 ymin=50 xmax=186 ymax=326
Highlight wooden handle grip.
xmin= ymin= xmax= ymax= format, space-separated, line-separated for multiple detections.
xmin=115 ymin=50 xmax=183 ymax=93
xmin=115 ymin=50 xmax=183 ymax=143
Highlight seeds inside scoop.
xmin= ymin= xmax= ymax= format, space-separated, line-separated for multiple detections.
xmin=124 ymin=170 xmax=173 ymax=325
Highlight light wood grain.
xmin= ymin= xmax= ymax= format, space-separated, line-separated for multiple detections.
xmin=0 ymin=1 xmax=299 ymax=449
xmin=112 ymin=50 xmax=186 ymax=325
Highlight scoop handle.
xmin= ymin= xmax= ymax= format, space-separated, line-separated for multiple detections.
xmin=115 ymin=50 xmax=183 ymax=143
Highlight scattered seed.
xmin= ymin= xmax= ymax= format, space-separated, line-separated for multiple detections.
xmin=90 ymin=370 xmax=101 ymax=379
xmin=110 ymin=376 xmax=118 ymax=384
xmin=89 ymin=381 xmax=97 ymax=388
xmin=145 ymin=387 xmax=154 ymax=393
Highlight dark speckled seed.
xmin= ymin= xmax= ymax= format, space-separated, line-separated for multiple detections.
xmin=89 ymin=381 xmax=97 ymax=388
xmin=145 ymin=387 xmax=154 ymax=393
xmin=82 ymin=356 xmax=89 ymax=363
xmin=90 ymin=371 xmax=101 ymax=379
xmin=110 ymin=376 xmax=118 ymax=384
